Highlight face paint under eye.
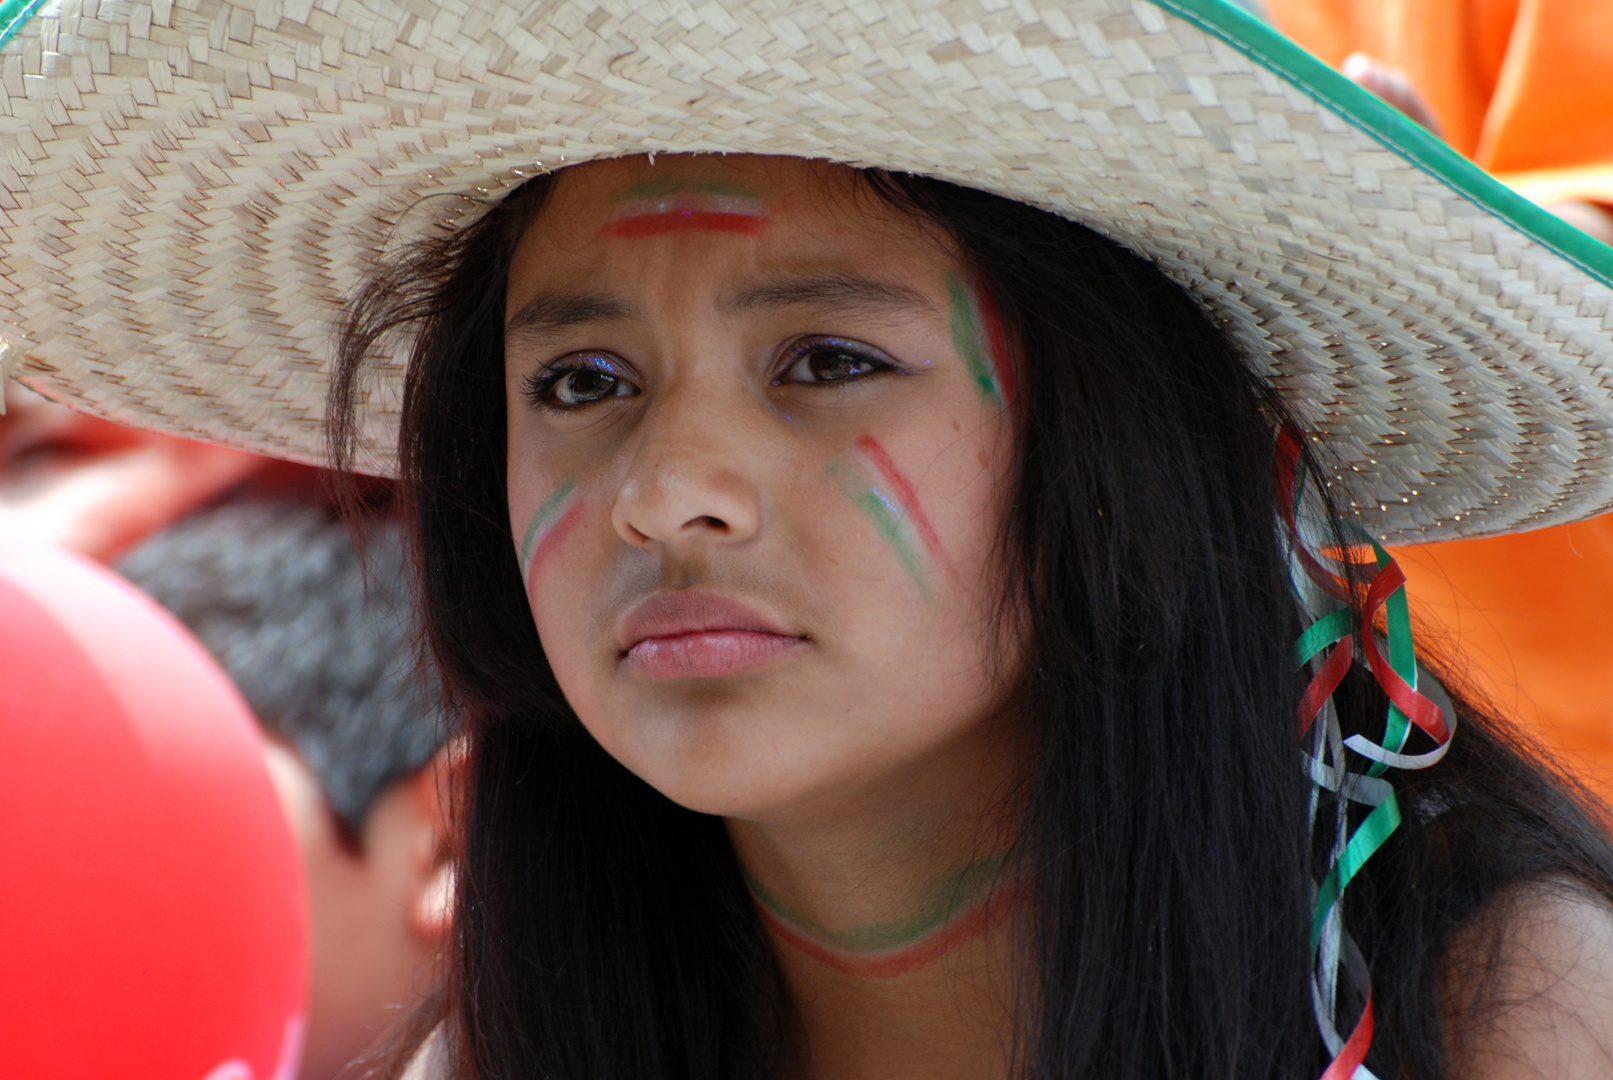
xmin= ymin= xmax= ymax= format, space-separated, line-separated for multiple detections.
xmin=519 ymin=478 xmax=585 ymax=594
xmin=827 ymin=451 xmax=936 ymax=602
xmin=601 ymin=177 xmax=769 ymax=238
xmin=852 ymin=435 xmax=958 ymax=584
xmin=947 ymin=274 xmax=1015 ymax=407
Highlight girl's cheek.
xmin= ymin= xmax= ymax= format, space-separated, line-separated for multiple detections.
xmin=821 ymin=434 xmax=963 ymax=605
xmin=508 ymin=457 xmax=590 ymax=625
xmin=516 ymin=476 xmax=585 ymax=605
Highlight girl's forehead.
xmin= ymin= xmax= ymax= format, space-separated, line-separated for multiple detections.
xmin=530 ymin=154 xmax=937 ymax=250
xmin=550 ymin=153 xmax=855 ymax=210
xmin=512 ymin=154 xmax=960 ymax=298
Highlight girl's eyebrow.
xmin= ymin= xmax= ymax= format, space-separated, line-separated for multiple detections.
xmin=506 ymin=292 xmax=638 ymax=340
xmin=718 ymin=272 xmax=931 ymax=316
xmin=503 ymin=272 xmax=928 ymax=346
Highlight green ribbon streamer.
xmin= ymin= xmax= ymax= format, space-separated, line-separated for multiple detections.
xmin=1295 ymin=606 xmax=1353 ymax=666
xmin=1310 ymin=792 xmax=1402 ymax=954
xmin=1365 ymin=538 xmax=1415 ymax=778
xmin=1287 ymin=439 xmax=1447 ymax=1080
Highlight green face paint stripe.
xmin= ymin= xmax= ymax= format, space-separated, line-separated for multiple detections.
xmin=829 ymin=855 xmax=1009 ymax=951
xmin=741 ymin=865 xmax=837 ymax=943
xmin=519 ymin=477 xmax=578 ymax=575
xmin=849 ymin=486 xmax=929 ymax=600
xmin=947 ymin=275 xmax=1003 ymax=405
xmin=616 ymin=176 xmax=761 ymax=202
xmin=828 ymin=459 xmax=931 ymax=599
xmin=744 ymin=854 xmax=1011 ymax=954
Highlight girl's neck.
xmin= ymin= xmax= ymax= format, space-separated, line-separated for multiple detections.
xmin=725 ymin=714 xmax=1023 ymax=1080
xmin=743 ymin=853 xmax=1021 ymax=978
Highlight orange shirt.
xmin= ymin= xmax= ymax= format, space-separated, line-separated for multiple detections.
xmin=1392 ymin=523 xmax=1613 ymax=795
xmin=1267 ymin=0 xmax=1613 ymax=207
xmin=1269 ymin=0 xmax=1613 ymax=796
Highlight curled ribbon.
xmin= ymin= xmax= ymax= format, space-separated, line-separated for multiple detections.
xmin=1278 ymin=428 xmax=1455 ymax=1080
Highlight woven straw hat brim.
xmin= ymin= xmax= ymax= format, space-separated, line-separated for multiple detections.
xmin=1 ymin=0 xmax=1610 ymax=544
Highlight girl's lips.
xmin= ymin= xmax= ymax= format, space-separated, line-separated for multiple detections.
xmin=626 ymin=630 xmax=809 ymax=678
xmin=618 ymin=590 xmax=808 ymax=678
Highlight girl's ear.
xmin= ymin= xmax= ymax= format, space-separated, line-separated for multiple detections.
xmin=411 ymin=858 xmax=455 ymax=941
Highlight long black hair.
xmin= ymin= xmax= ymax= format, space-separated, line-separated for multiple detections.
xmin=331 ymin=164 xmax=1613 ymax=1080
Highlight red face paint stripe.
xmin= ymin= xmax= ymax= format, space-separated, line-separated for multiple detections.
xmin=754 ymin=879 xmax=1024 ymax=979
xmin=600 ymin=212 xmax=767 ymax=238
xmin=524 ymin=499 xmax=585 ymax=595
xmin=972 ymin=282 xmax=1016 ymax=406
xmin=852 ymin=435 xmax=958 ymax=583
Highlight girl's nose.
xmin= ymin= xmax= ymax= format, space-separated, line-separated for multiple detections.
xmin=610 ymin=393 xmax=764 ymax=552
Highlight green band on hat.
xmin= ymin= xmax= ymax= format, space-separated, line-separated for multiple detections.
xmin=0 ymin=0 xmax=46 ymax=52
xmin=1159 ymin=0 xmax=1613 ymax=286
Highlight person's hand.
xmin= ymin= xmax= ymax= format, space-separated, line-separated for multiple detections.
xmin=1341 ymin=53 xmax=1613 ymax=248
xmin=1341 ymin=53 xmax=1444 ymax=139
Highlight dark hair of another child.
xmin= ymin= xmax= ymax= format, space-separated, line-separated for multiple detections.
xmin=120 ymin=500 xmax=443 ymax=842
xmin=330 ymin=169 xmax=1613 ymax=1080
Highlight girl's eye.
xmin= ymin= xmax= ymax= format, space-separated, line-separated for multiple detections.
xmin=522 ymin=356 xmax=638 ymax=410
xmin=776 ymin=337 xmax=896 ymax=385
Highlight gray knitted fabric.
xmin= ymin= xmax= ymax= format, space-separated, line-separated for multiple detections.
xmin=120 ymin=502 xmax=444 ymax=830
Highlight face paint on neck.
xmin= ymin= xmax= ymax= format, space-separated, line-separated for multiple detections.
xmin=518 ymin=477 xmax=584 ymax=595
xmin=825 ymin=455 xmax=930 ymax=601
xmin=601 ymin=177 xmax=769 ymax=239
xmin=947 ymin=274 xmax=1015 ymax=407
xmin=745 ymin=856 xmax=1023 ymax=978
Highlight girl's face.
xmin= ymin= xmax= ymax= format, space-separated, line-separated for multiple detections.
xmin=505 ymin=156 xmax=1019 ymax=821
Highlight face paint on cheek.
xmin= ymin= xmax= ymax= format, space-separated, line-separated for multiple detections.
xmin=825 ymin=458 xmax=930 ymax=602
xmin=518 ymin=477 xmax=585 ymax=598
xmin=946 ymin=274 xmax=1015 ymax=407
xmin=852 ymin=435 xmax=959 ymax=584
xmin=601 ymin=177 xmax=769 ymax=238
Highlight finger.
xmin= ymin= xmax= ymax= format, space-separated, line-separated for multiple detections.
xmin=1341 ymin=53 xmax=1445 ymax=140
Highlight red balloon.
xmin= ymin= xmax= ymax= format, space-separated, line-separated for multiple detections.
xmin=0 ymin=540 xmax=308 ymax=1080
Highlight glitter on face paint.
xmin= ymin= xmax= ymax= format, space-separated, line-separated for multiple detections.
xmin=602 ymin=178 xmax=769 ymax=238
xmin=853 ymin=435 xmax=957 ymax=583
xmin=826 ymin=458 xmax=930 ymax=600
xmin=519 ymin=477 xmax=583 ymax=591
xmin=947 ymin=274 xmax=1014 ymax=407
xmin=971 ymin=281 xmax=1016 ymax=404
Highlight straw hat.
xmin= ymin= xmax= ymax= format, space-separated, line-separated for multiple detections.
xmin=0 ymin=0 xmax=1609 ymax=543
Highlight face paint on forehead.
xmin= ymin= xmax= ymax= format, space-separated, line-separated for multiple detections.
xmin=946 ymin=274 xmax=1015 ymax=408
xmin=519 ymin=477 xmax=585 ymax=595
xmin=601 ymin=176 xmax=769 ymax=239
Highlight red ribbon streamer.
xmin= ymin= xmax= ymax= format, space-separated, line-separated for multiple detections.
xmin=1299 ymin=640 xmax=1354 ymax=738
xmin=1360 ymin=563 xmax=1450 ymax=744
xmin=1274 ymin=428 xmax=1349 ymax=603
xmin=1320 ymin=998 xmax=1375 ymax=1080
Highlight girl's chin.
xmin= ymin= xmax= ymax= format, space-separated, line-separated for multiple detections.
xmin=641 ymin=752 xmax=927 ymax=823
xmin=593 ymin=737 xmax=873 ymax=818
